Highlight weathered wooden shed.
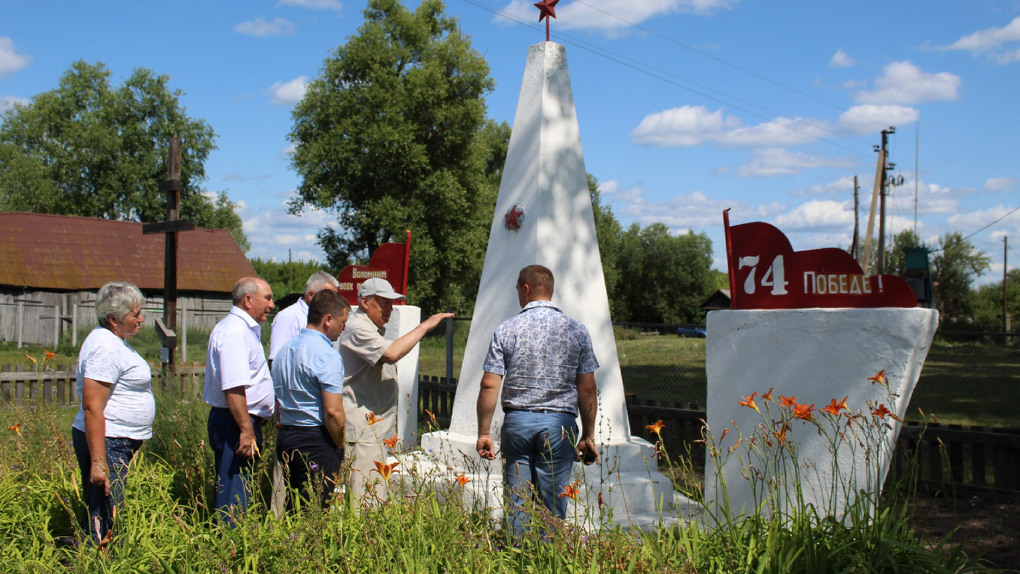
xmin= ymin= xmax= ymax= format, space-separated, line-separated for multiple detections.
xmin=0 ymin=212 xmax=256 ymax=346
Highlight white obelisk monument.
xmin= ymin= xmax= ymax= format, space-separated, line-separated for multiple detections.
xmin=418 ymin=42 xmax=699 ymax=527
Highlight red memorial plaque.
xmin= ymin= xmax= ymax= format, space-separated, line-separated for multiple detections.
xmin=336 ymin=230 xmax=412 ymax=306
xmin=723 ymin=211 xmax=916 ymax=310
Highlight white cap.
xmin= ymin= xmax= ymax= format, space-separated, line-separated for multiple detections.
xmin=358 ymin=277 xmax=405 ymax=300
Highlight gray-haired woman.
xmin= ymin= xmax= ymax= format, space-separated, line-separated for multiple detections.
xmin=71 ymin=282 xmax=154 ymax=544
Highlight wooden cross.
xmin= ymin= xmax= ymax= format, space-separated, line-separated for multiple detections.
xmin=142 ymin=138 xmax=196 ymax=376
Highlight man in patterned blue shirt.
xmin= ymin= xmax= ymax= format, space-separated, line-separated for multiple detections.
xmin=272 ymin=290 xmax=350 ymax=508
xmin=476 ymin=265 xmax=600 ymax=534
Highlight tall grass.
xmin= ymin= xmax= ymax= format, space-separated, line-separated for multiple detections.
xmin=0 ymin=379 xmax=1003 ymax=573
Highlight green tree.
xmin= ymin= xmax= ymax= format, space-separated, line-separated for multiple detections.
xmin=587 ymin=174 xmax=624 ymax=319
xmin=0 ymin=61 xmax=248 ymax=250
xmin=885 ymin=229 xmax=921 ymax=277
xmin=973 ymin=268 xmax=1020 ymax=330
xmin=289 ymin=0 xmax=499 ymax=313
xmin=932 ymin=231 xmax=990 ymax=322
xmin=616 ymin=222 xmax=714 ymax=323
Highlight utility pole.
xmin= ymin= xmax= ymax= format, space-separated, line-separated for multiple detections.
xmin=1005 ymin=236 xmax=1011 ymax=333
xmin=877 ymin=127 xmax=895 ymax=275
xmin=851 ymin=176 xmax=859 ymax=259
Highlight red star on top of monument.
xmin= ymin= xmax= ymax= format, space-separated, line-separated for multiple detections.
xmin=534 ymin=0 xmax=559 ymax=22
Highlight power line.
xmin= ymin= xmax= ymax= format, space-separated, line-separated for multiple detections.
xmin=568 ymin=0 xmax=891 ymax=131
xmin=456 ymin=0 xmax=874 ymax=158
xmin=929 ymin=206 xmax=1020 ymax=252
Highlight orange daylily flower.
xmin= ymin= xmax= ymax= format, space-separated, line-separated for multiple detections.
xmin=719 ymin=428 xmax=730 ymax=441
xmin=7 ymin=423 xmax=21 ymax=435
xmin=779 ymin=395 xmax=798 ymax=408
xmin=737 ymin=392 xmax=760 ymax=414
xmin=775 ymin=422 xmax=791 ymax=444
xmin=646 ymin=420 xmax=665 ymax=435
xmin=43 ymin=350 xmax=56 ymax=361
xmin=454 ymin=472 xmax=470 ymax=487
xmin=761 ymin=387 xmax=775 ymax=402
xmin=867 ymin=370 xmax=887 ymax=386
xmin=382 ymin=435 xmax=400 ymax=449
xmin=870 ymin=404 xmax=901 ymax=421
xmin=366 ymin=412 xmax=383 ymax=425
xmin=597 ymin=491 xmax=605 ymax=510
xmin=371 ymin=461 xmax=400 ymax=483
xmin=792 ymin=403 xmax=816 ymax=421
xmin=558 ymin=479 xmax=582 ymax=500
xmin=23 ymin=354 xmax=36 ymax=365
xmin=822 ymin=396 xmax=849 ymax=417
xmin=250 ymin=438 xmax=261 ymax=458
xmin=424 ymin=409 xmax=436 ymax=425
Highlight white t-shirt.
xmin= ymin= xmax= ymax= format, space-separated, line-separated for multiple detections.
xmin=72 ymin=326 xmax=155 ymax=440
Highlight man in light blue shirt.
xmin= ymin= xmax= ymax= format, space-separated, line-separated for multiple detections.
xmin=272 ymin=289 xmax=350 ymax=508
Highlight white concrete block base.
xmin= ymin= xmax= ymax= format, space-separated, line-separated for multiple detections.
xmin=705 ymin=308 xmax=938 ymax=520
xmin=412 ymin=430 xmax=702 ymax=529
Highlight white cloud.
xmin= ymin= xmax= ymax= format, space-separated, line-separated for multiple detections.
xmin=0 ymin=37 xmax=31 ymax=77
xmin=735 ymin=148 xmax=856 ymax=177
xmin=599 ymin=180 xmax=783 ymax=230
xmin=241 ymin=194 xmax=332 ymax=262
xmin=496 ymin=0 xmax=738 ymax=31
xmin=235 ymin=17 xmax=296 ymax=37
xmin=224 ymin=173 xmax=274 ymax=183
xmin=789 ymin=176 xmax=856 ymax=197
xmin=984 ymin=177 xmax=1017 ymax=192
xmin=631 ymin=105 xmax=829 ymax=148
xmin=268 ymin=76 xmax=308 ymax=106
xmin=278 ymin=143 xmax=297 ymax=160
xmin=855 ymin=61 xmax=961 ymax=105
xmin=947 ymin=204 xmax=1019 ymax=232
xmin=0 ymin=95 xmax=29 ymax=114
xmin=837 ymin=104 xmax=919 ymax=135
xmin=937 ymin=16 xmax=1020 ymax=64
xmin=773 ymin=200 xmax=853 ymax=231
xmin=278 ymin=0 xmax=342 ymax=10
xmin=830 ymin=49 xmax=854 ymax=68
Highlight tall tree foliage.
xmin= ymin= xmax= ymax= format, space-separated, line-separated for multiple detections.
xmin=972 ymin=269 xmax=1020 ymax=330
xmin=587 ymin=174 xmax=624 ymax=319
xmin=0 ymin=61 xmax=248 ymax=251
xmin=289 ymin=0 xmax=500 ymax=313
xmin=616 ymin=223 xmax=715 ymax=323
xmin=249 ymin=257 xmax=331 ymax=301
xmin=885 ymin=229 xmax=922 ymax=277
xmin=932 ymin=231 xmax=990 ymax=322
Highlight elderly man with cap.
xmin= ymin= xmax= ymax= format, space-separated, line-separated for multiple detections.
xmin=339 ymin=278 xmax=453 ymax=502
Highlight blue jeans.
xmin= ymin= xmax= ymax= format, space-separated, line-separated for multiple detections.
xmin=208 ymin=407 xmax=265 ymax=526
xmin=500 ymin=410 xmax=578 ymax=536
xmin=71 ymin=428 xmax=143 ymax=544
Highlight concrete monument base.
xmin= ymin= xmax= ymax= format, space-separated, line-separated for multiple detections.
xmin=705 ymin=307 xmax=938 ymax=520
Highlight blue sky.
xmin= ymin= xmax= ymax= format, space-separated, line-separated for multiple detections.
xmin=2 ymin=0 xmax=1017 ymax=285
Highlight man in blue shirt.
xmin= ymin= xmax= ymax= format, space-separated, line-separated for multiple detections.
xmin=475 ymin=265 xmax=600 ymax=535
xmin=272 ymin=289 xmax=350 ymax=508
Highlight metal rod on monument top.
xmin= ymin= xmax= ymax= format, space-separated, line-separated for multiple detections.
xmin=534 ymin=0 xmax=558 ymax=42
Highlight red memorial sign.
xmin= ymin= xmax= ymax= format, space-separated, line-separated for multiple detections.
xmin=723 ymin=211 xmax=916 ymax=310
xmin=336 ymin=230 xmax=412 ymax=306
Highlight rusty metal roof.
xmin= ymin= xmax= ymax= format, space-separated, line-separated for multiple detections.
xmin=0 ymin=212 xmax=256 ymax=293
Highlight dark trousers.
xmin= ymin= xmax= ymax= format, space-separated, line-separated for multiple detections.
xmin=207 ymin=407 xmax=265 ymax=526
xmin=71 ymin=428 xmax=143 ymax=544
xmin=276 ymin=425 xmax=344 ymax=509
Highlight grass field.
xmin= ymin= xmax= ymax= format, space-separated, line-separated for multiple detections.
xmin=4 ymin=321 xmax=1017 ymax=428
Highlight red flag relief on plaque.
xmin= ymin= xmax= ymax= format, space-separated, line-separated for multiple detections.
xmin=723 ymin=211 xmax=916 ymax=310
xmin=336 ymin=230 xmax=412 ymax=306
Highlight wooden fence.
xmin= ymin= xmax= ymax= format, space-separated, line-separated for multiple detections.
xmin=5 ymin=365 xmax=1020 ymax=496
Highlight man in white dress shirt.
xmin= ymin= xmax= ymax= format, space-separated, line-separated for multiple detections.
xmin=268 ymin=271 xmax=340 ymax=370
xmin=204 ymin=277 xmax=275 ymax=526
